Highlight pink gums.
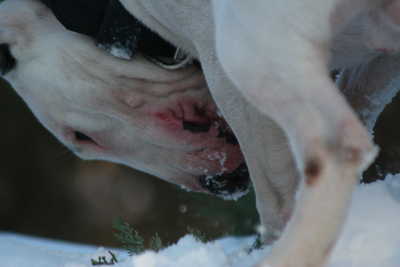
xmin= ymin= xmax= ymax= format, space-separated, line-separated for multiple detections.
xmin=154 ymin=100 xmax=245 ymax=175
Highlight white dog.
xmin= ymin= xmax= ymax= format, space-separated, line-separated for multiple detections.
xmin=1 ymin=0 xmax=400 ymax=266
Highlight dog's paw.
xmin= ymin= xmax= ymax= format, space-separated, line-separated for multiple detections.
xmin=365 ymin=2 xmax=400 ymax=54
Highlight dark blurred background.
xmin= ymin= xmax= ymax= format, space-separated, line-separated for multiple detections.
xmin=0 ymin=76 xmax=399 ymax=248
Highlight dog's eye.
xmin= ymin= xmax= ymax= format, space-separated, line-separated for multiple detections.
xmin=75 ymin=131 xmax=93 ymax=141
xmin=0 ymin=44 xmax=16 ymax=75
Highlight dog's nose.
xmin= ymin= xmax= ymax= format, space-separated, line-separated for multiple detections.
xmin=198 ymin=163 xmax=250 ymax=198
xmin=0 ymin=44 xmax=16 ymax=75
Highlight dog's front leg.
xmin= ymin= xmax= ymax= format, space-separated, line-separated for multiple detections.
xmin=210 ymin=0 xmax=379 ymax=266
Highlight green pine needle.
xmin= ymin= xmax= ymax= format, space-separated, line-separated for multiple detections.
xmin=91 ymin=251 xmax=118 ymax=266
xmin=250 ymin=235 xmax=264 ymax=252
xmin=112 ymin=216 xmax=145 ymax=256
xmin=187 ymin=226 xmax=212 ymax=243
xmin=149 ymin=233 xmax=164 ymax=252
xmin=112 ymin=216 xmax=214 ymax=258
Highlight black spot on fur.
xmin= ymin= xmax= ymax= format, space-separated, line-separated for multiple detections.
xmin=183 ymin=121 xmax=211 ymax=133
xmin=217 ymin=128 xmax=238 ymax=145
xmin=199 ymin=163 xmax=249 ymax=197
xmin=305 ymin=158 xmax=322 ymax=186
xmin=0 ymin=44 xmax=16 ymax=75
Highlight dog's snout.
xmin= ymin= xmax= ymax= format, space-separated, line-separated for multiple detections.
xmin=0 ymin=44 xmax=16 ymax=75
xmin=198 ymin=163 xmax=250 ymax=199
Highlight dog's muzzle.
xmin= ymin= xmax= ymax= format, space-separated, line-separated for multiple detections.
xmin=198 ymin=163 xmax=250 ymax=199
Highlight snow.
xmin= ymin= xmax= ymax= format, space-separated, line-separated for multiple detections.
xmin=1 ymin=174 xmax=400 ymax=267
xmin=96 ymin=43 xmax=133 ymax=60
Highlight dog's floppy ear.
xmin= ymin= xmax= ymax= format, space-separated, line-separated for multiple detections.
xmin=0 ymin=0 xmax=49 ymax=45
xmin=0 ymin=0 xmax=25 ymax=76
xmin=0 ymin=0 xmax=54 ymax=76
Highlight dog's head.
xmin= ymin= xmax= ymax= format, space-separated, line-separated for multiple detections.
xmin=0 ymin=0 xmax=249 ymax=198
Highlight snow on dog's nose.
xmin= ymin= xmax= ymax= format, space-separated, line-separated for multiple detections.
xmin=198 ymin=163 xmax=249 ymax=200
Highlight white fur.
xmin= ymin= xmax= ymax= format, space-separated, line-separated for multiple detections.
xmin=1 ymin=0 xmax=400 ymax=266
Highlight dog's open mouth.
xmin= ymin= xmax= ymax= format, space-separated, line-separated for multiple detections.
xmin=182 ymin=120 xmax=238 ymax=145
xmin=158 ymin=98 xmax=248 ymax=197
xmin=198 ymin=163 xmax=250 ymax=200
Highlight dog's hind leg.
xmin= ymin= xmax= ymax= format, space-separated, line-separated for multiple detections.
xmin=338 ymin=54 xmax=400 ymax=135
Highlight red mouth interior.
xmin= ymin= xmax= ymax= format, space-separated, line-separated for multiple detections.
xmin=154 ymin=97 xmax=246 ymax=176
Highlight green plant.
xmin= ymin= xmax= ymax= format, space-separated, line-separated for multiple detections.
xmin=112 ymin=216 xmax=145 ymax=256
xmin=187 ymin=226 xmax=212 ymax=243
xmin=149 ymin=233 xmax=167 ymax=252
xmin=91 ymin=251 xmax=118 ymax=266
xmin=112 ymin=216 xmax=172 ymax=256
xmin=112 ymin=216 xmax=214 ymax=257
xmin=250 ymin=235 xmax=264 ymax=252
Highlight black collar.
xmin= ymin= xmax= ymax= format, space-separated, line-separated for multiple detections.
xmin=40 ymin=0 xmax=200 ymax=69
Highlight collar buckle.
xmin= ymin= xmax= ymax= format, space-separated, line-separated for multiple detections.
xmin=144 ymin=48 xmax=191 ymax=70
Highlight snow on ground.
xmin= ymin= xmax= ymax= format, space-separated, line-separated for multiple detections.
xmin=1 ymin=174 xmax=400 ymax=267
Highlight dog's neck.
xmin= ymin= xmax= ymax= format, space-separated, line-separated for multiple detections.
xmin=39 ymin=0 xmax=180 ymax=61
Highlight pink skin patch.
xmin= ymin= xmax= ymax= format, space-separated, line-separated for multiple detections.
xmin=154 ymin=98 xmax=245 ymax=176
xmin=375 ymin=47 xmax=396 ymax=54
xmin=155 ymin=100 xmax=222 ymax=133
